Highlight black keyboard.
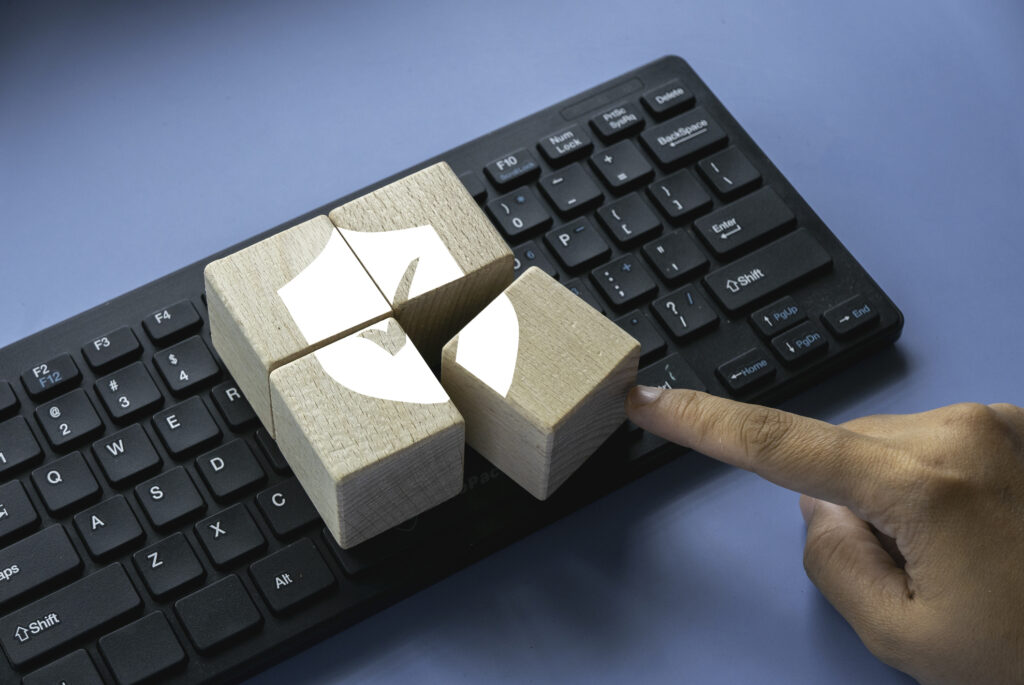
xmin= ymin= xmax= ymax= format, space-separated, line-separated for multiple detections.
xmin=0 ymin=56 xmax=902 ymax=683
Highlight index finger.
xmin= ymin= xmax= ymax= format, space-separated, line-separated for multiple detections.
xmin=626 ymin=386 xmax=898 ymax=511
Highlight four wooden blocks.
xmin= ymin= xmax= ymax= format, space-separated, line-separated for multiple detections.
xmin=206 ymin=161 xmax=639 ymax=549
xmin=441 ymin=267 xmax=641 ymax=500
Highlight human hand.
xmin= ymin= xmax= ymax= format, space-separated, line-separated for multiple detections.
xmin=626 ymin=387 xmax=1024 ymax=685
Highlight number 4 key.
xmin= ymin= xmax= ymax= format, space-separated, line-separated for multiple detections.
xmin=154 ymin=337 xmax=220 ymax=396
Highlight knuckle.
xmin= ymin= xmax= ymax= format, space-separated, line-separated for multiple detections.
xmin=940 ymin=402 xmax=1005 ymax=437
xmin=802 ymin=522 xmax=848 ymax=582
xmin=906 ymin=403 xmax=1022 ymax=503
xmin=737 ymin=406 xmax=792 ymax=459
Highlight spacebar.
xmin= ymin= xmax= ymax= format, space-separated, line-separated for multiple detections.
xmin=0 ymin=564 xmax=141 ymax=667
xmin=703 ymin=228 xmax=832 ymax=313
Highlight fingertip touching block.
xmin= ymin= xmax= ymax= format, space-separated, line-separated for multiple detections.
xmin=270 ymin=317 xmax=465 ymax=549
xmin=205 ymin=214 xmax=391 ymax=435
xmin=441 ymin=267 xmax=641 ymax=500
xmin=328 ymin=161 xmax=513 ymax=361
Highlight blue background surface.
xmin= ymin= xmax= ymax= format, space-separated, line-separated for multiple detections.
xmin=2 ymin=1 xmax=1023 ymax=682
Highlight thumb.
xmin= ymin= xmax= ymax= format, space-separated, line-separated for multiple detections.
xmin=800 ymin=495 xmax=914 ymax=667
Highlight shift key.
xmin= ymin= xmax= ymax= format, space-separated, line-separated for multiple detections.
xmin=704 ymin=229 xmax=832 ymax=313
xmin=0 ymin=564 xmax=141 ymax=667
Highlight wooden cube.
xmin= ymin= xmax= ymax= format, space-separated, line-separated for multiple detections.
xmin=440 ymin=267 xmax=640 ymax=500
xmin=270 ymin=317 xmax=465 ymax=549
xmin=329 ymin=162 xmax=513 ymax=361
xmin=205 ymin=214 xmax=391 ymax=435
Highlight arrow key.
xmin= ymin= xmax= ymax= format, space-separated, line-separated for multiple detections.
xmin=822 ymin=295 xmax=880 ymax=339
xmin=717 ymin=348 xmax=777 ymax=395
xmin=771 ymin=321 xmax=829 ymax=366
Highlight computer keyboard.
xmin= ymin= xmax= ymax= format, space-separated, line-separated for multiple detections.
xmin=0 ymin=55 xmax=903 ymax=683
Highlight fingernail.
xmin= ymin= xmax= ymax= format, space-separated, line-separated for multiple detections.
xmin=629 ymin=385 xmax=664 ymax=408
xmin=799 ymin=495 xmax=817 ymax=523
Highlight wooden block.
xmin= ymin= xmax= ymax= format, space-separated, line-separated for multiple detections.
xmin=205 ymin=215 xmax=391 ymax=435
xmin=270 ymin=317 xmax=465 ymax=549
xmin=440 ymin=267 xmax=640 ymax=500
xmin=328 ymin=161 xmax=513 ymax=361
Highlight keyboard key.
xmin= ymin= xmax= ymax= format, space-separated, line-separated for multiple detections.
xmin=638 ymin=353 xmax=706 ymax=392
xmin=175 ymin=575 xmax=263 ymax=654
xmin=772 ymin=320 xmax=829 ymax=365
xmin=545 ymin=219 xmax=610 ymax=270
xmin=82 ymin=326 xmax=142 ymax=373
xmin=0 ymin=563 xmax=142 ymax=667
xmin=154 ymin=336 xmax=220 ymax=396
xmin=647 ymin=169 xmax=712 ymax=224
xmin=457 ymin=170 xmax=487 ymax=202
xmin=134 ymin=533 xmax=205 ymax=600
xmin=717 ymin=348 xmax=777 ymax=394
xmin=698 ymin=146 xmax=761 ymax=199
xmin=642 ymin=230 xmax=708 ymax=283
xmin=614 ymin=311 xmax=666 ymax=363
xmin=0 ymin=417 xmax=43 ymax=476
xmin=99 ymin=612 xmax=187 ymax=685
xmin=35 ymin=389 xmax=104 ymax=451
xmin=590 ymin=256 xmax=657 ymax=309
xmin=95 ymin=362 xmax=163 ymax=423
xmin=21 ymin=354 xmax=80 ymax=401
xmin=23 ymin=649 xmax=103 ymax=685
xmin=704 ymin=229 xmax=833 ymax=313
xmin=0 ymin=525 xmax=81 ymax=609
xmin=652 ymin=286 xmax=719 ymax=340
xmin=0 ymin=481 xmax=39 ymax=545
xmin=822 ymin=295 xmax=880 ymax=339
xmin=641 ymin=79 xmax=695 ymax=119
xmin=487 ymin=187 xmax=552 ymax=239
xmin=153 ymin=397 xmax=221 ymax=459
xmin=255 ymin=428 xmax=290 ymax=474
xmin=93 ymin=425 xmax=162 ymax=486
xmin=537 ymin=124 xmax=593 ymax=165
xmin=195 ymin=504 xmax=266 ymax=568
xmin=196 ymin=439 xmax=266 ymax=501
xmin=250 ymin=539 xmax=334 ymax=615
xmin=211 ymin=381 xmax=258 ymax=430
xmin=693 ymin=187 xmax=795 ymax=257
xmin=32 ymin=452 xmax=101 ymax=515
xmin=597 ymin=193 xmax=662 ymax=245
xmin=256 ymin=479 xmax=320 ymax=539
xmin=589 ymin=140 xmax=654 ymax=193
xmin=538 ymin=164 xmax=603 ymax=217
xmin=142 ymin=300 xmax=201 ymax=346
xmin=74 ymin=495 xmax=144 ymax=559
xmin=0 ymin=380 xmax=18 ymax=419
xmin=512 ymin=241 xmax=559 ymax=280
xmin=589 ymin=102 xmax=644 ymax=141
xmin=484 ymin=148 xmax=540 ymax=190
xmin=640 ymin=107 xmax=727 ymax=168
xmin=135 ymin=467 xmax=206 ymax=530
xmin=750 ymin=296 xmax=806 ymax=337
xmin=564 ymin=279 xmax=605 ymax=314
